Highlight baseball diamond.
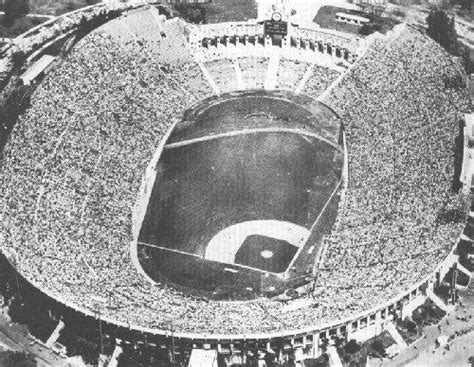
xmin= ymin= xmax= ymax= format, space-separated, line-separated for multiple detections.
xmin=136 ymin=92 xmax=342 ymax=299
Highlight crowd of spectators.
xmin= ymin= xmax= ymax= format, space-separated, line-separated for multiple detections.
xmin=276 ymin=59 xmax=309 ymax=91
xmin=302 ymin=64 xmax=340 ymax=97
xmin=205 ymin=59 xmax=240 ymax=94
xmin=316 ymin=24 xmax=471 ymax=323
xmin=238 ymin=57 xmax=269 ymax=90
xmin=0 ymin=9 xmax=471 ymax=339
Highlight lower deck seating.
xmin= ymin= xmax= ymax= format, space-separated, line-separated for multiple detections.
xmin=238 ymin=57 xmax=269 ymax=90
xmin=205 ymin=59 xmax=240 ymax=93
xmin=276 ymin=59 xmax=310 ymax=91
xmin=302 ymin=66 xmax=341 ymax=99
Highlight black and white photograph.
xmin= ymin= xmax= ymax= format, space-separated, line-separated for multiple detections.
xmin=0 ymin=0 xmax=473 ymax=365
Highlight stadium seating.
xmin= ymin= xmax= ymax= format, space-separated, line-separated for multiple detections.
xmin=0 ymin=10 xmax=470 ymax=340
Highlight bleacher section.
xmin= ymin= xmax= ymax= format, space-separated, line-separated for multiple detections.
xmin=119 ymin=7 xmax=164 ymax=44
xmin=0 ymin=5 xmax=472 ymax=366
xmin=101 ymin=7 xmax=347 ymax=97
xmin=100 ymin=10 xmax=213 ymax=100
xmin=205 ymin=59 xmax=239 ymax=94
xmin=238 ymin=57 xmax=269 ymax=90
xmin=302 ymin=66 xmax=341 ymax=99
xmin=277 ymin=58 xmax=310 ymax=91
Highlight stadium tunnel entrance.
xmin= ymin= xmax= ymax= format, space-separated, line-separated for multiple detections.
xmin=132 ymin=90 xmax=345 ymax=300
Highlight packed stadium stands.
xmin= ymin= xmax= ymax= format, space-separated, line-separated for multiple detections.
xmin=205 ymin=59 xmax=240 ymax=93
xmin=0 ymin=5 xmax=471 ymax=365
xmin=276 ymin=58 xmax=309 ymax=91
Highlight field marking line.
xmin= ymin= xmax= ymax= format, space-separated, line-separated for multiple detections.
xmin=164 ymin=127 xmax=341 ymax=151
xmin=205 ymin=220 xmax=308 ymax=264
xmin=137 ymin=241 xmax=282 ymax=276
xmin=286 ymin=179 xmax=342 ymax=276
xmin=137 ymin=241 xmax=203 ymax=259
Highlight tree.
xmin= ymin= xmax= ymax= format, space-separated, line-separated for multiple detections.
xmin=371 ymin=340 xmax=386 ymax=356
xmin=344 ymin=339 xmax=361 ymax=354
xmin=11 ymin=50 xmax=26 ymax=71
xmin=426 ymin=9 xmax=460 ymax=55
xmin=174 ymin=4 xmax=206 ymax=24
xmin=359 ymin=23 xmax=382 ymax=36
xmin=3 ymin=0 xmax=29 ymax=27
xmin=0 ymin=351 xmax=36 ymax=367
xmin=460 ymin=44 xmax=472 ymax=74
xmin=458 ymin=0 xmax=471 ymax=12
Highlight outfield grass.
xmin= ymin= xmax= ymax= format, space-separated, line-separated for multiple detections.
xmin=138 ymin=93 xmax=341 ymax=299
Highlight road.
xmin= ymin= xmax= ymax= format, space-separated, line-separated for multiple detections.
xmin=0 ymin=307 xmax=65 ymax=366
xmin=380 ymin=280 xmax=474 ymax=367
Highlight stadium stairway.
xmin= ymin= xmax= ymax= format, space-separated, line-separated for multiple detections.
xmin=197 ymin=60 xmax=220 ymax=96
xmin=203 ymin=59 xmax=239 ymax=94
xmin=426 ymin=288 xmax=454 ymax=313
xmin=456 ymin=261 xmax=472 ymax=278
xmin=264 ymin=51 xmax=280 ymax=90
xmin=385 ymin=322 xmax=408 ymax=349
xmin=107 ymin=343 xmax=123 ymax=367
xmin=295 ymin=62 xmax=316 ymax=94
xmin=232 ymin=59 xmax=245 ymax=90
xmin=326 ymin=345 xmax=343 ymax=367
xmin=45 ymin=320 xmax=65 ymax=348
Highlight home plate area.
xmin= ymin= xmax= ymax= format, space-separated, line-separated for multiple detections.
xmin=205 ymin=220 xmax=309 ymax=274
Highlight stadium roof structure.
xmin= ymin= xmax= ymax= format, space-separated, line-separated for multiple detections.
xmin=0 ymin=8 xmax=471 ymax=339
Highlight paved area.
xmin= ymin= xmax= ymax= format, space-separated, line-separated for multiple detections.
xmin=0 ymin=309 xmax=65 ymax=366
xmin=381 ymin=280 xmax=474 ymax=367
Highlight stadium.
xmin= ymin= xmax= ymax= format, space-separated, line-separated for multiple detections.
xmin=0 ymin=0 xmax=472 ymax=365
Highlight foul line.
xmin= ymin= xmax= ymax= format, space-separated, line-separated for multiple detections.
xmin=137 ymin=241 xmax=286 ymax=276
xmin=285 ymin=178 xmax=343 ymax=276
xmin=137 ymin=241 xmax=203 ymax=259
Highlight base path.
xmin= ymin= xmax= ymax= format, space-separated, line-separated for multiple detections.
xmin=205 ymin=220 xmax=309 ymax=269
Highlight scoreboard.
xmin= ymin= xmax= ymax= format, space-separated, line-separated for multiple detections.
xmin=264 ymin=12 xmax=288 ymax=37
xmin=264 ymin=20 xmax=288 ymax=36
